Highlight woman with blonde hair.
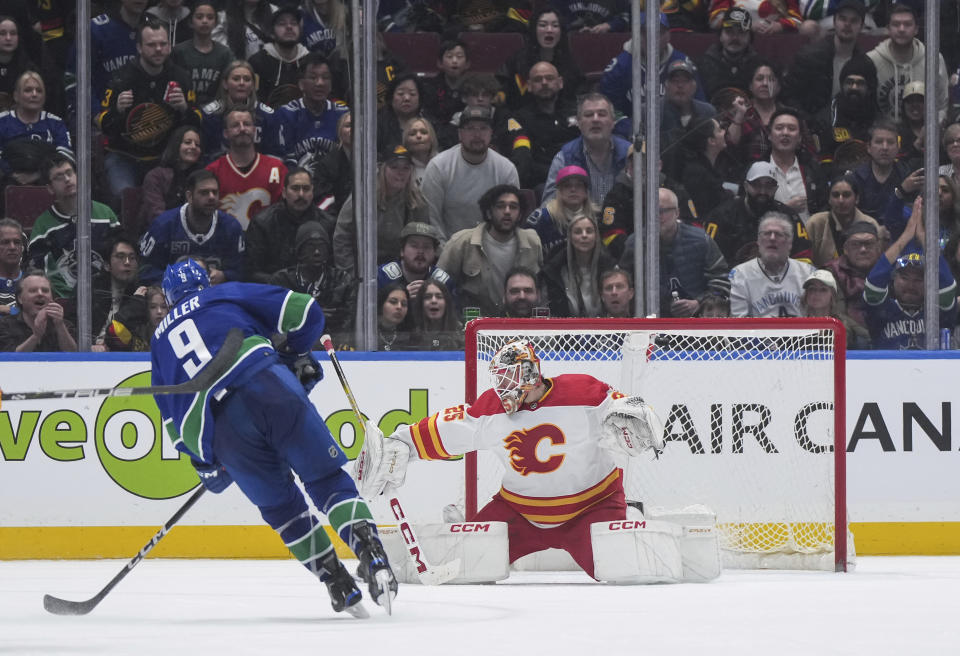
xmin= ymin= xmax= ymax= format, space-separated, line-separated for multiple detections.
xmin=403 ymin=116 xmax=439 ymax=188
xmin=200 ymin=59 xmax=282 ymax=158
xmin=540 ymin=212 xmax=616 ymax=317
xmin=0 ymin=70 xmax=72 ymax=185
xmin=333 ymin=143 xmax=429 ymax=278
xmin=525 ymin=165 xmax=598 ymax=259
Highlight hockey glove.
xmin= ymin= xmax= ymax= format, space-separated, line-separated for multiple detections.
xmin=601 ymin=396 xmax=665 ymax=458
xmin=280 ymin=350 xmax=324 ymax=393
xmin=353 ymin=420 xmax=411 ymax=499
xmin=192 ymin=459 xmax=233 ymax=493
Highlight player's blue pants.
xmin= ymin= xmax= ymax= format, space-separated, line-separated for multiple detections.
xmin=211 ymin=361 xmax=373 ymax=574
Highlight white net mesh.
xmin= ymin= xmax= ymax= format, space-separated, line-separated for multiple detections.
xmin=467 ymin=319 xmax=848 ymax=571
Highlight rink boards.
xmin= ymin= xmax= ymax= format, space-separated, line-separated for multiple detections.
xmin=1 ymin=351 xmax=959 ymax=558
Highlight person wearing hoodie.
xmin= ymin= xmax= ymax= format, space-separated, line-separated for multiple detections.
xmin=250 ymin=5 xmax=312 ymax=108
xmin=866 ymin=2 xmax=948 ymax=123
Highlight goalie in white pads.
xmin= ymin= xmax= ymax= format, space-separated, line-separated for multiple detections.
xmin=357 ymin=340 xmax=677 ymax=581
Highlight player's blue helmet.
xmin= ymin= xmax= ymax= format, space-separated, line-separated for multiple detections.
xmin=162 ymin=258 xmax=210 ymax=305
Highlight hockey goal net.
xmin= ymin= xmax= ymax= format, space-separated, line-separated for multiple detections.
xmin=464 ymin=318 xmax=850 ymax=572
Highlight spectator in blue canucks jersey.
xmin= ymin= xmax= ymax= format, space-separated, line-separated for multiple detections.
xmin=278 ymin=52 xmax=349 ymax=167
xmin=67 ymin=0 xmax=147 ymax=119
xmin=378 ymin=221 xmax=456 ymax=305
xmin=200 ymin=60 xmax=283 ymax=161
xmin=139 ymin=170 xmax=245 ymax=285
xmin=0 ymin=70 xmax=73 ymax=186
xmin=0 ymin=218 xmax=25 ymax=316
xmin=150 ymin=258 xmax=397 ymax=616
xmin=864 ymin=196 xmax=957 ymax=349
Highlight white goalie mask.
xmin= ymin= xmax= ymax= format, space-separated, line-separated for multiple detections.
xmin=489 ymin=340 xmax=542 ymax=414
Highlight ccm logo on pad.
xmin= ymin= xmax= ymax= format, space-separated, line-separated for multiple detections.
xmin=607 ymin=520 xmax=647 ymax=531
xmin=448 ymin=523 xmax=492 ymax=533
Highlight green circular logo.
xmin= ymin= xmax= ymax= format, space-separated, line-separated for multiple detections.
xmin=94 ymin=371 xmax=199 ymax=499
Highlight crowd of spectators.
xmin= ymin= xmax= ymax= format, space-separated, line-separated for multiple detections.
xmin=2 ymin=0 xmax=960 ymax=353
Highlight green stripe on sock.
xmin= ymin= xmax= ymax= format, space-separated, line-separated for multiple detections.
xmin=327 ymin=499 xmax=373 ymax=534
xmin=286 ymin=523 xmax=333 ymax=564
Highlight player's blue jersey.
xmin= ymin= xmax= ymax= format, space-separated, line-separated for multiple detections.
xmin=200 ymin=100 xmax=283 ymax=159
xmin=138 ymin=205 xmax=246 ymax=284
xmin=277 ymin=98 xmax=349 ymax=165
xmin=151 ymin=282 xmax=325 ymax=462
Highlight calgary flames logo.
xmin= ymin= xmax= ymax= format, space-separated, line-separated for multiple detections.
xmin=503 ymin=424 xmax=565 ymax=476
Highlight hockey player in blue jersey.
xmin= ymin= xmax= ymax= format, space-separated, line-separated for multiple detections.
xmin=150 ymin=258 xmax=398 ymax=617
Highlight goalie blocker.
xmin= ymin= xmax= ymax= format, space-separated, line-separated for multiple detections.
xmin=378 ymin=510 xmax=720 ymax=585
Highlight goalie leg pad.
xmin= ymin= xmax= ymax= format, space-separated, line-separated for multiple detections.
xmin=647 ymin=506 xmax=722 ymax=582
xmin=591 ymin=519 xmax=683 ymax=584
xmin=379 ymin=522 xmax=510 ymax=584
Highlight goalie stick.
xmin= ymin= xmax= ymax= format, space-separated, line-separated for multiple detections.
xmin=320 ymin=335 xmax=460 ymax=587
xmin=43 ymin=486 xmax=207 ymax=615
xmin=0 ymin=328 xmax=245 ymax=409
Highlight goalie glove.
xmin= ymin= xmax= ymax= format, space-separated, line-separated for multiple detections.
xmin=601 ymin=396 xmax=665 ymax=458
xmin=353 ymin=420 xmax=411 ymax=499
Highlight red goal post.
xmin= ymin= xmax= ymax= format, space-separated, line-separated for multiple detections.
xmin=464 ymin=317 xmax=850 ymax=572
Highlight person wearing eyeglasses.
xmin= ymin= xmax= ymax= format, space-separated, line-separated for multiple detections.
xmin=90 ymin=236 xmax=143 ymax=352
xmin=729 ymin=211 xmax=816 ymax=317
xmin=863 ymin=196 xmax=957 ymax=350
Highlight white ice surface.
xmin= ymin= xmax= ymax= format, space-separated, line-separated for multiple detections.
xmin=3 ymin=557 xmax=958 ymax=655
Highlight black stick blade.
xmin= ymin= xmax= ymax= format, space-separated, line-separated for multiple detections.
xmin=43 ymin=593 xmax=101 ymax=616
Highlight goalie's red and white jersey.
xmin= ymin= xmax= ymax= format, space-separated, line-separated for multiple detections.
xmin=398 ymin=374 xmax=625 ymax=527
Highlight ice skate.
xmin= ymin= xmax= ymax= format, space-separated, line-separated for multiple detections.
xmin=353 ymin=522 xmax=398 ymax=615
xmin=321 ymin=553 xmax=368 ymax=619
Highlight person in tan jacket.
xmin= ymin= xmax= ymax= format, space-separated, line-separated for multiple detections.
xmin=437 ymin=184 xmax=542 ymax=318
xmin=806 ymin=174 xmax=881 ymax=268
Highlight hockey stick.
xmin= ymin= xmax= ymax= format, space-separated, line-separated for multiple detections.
xmin=320 ymin=335 xmax=460 ymax=586
xmin=43 ymin=486 xmax=207 ymax=615
xmin=0 ymin=328 xmax=244 ymax=408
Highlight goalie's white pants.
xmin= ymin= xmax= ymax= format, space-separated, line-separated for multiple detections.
xmin=379 ymin=513 xmax=721 ymax=585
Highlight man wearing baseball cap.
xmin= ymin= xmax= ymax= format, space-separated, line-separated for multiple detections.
xmin=702 ymin=160 xmax=812 ymax=265
xmin=662 ymin=58 xmax=716 ymax=152
xmin=599 ymin=12 xmax=706 ymax=119
xmin=864 ymin=197 xmax=956 ymax=349
xmin=783 ymin=0 xmax=870 ymax=116
xmin=696 ymin=7 xmax=764 ymax=100
xmin=377 ymin=222 xmax=457 ymax=304
xmin=421 ymin=104 xmax=520 ymax=240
